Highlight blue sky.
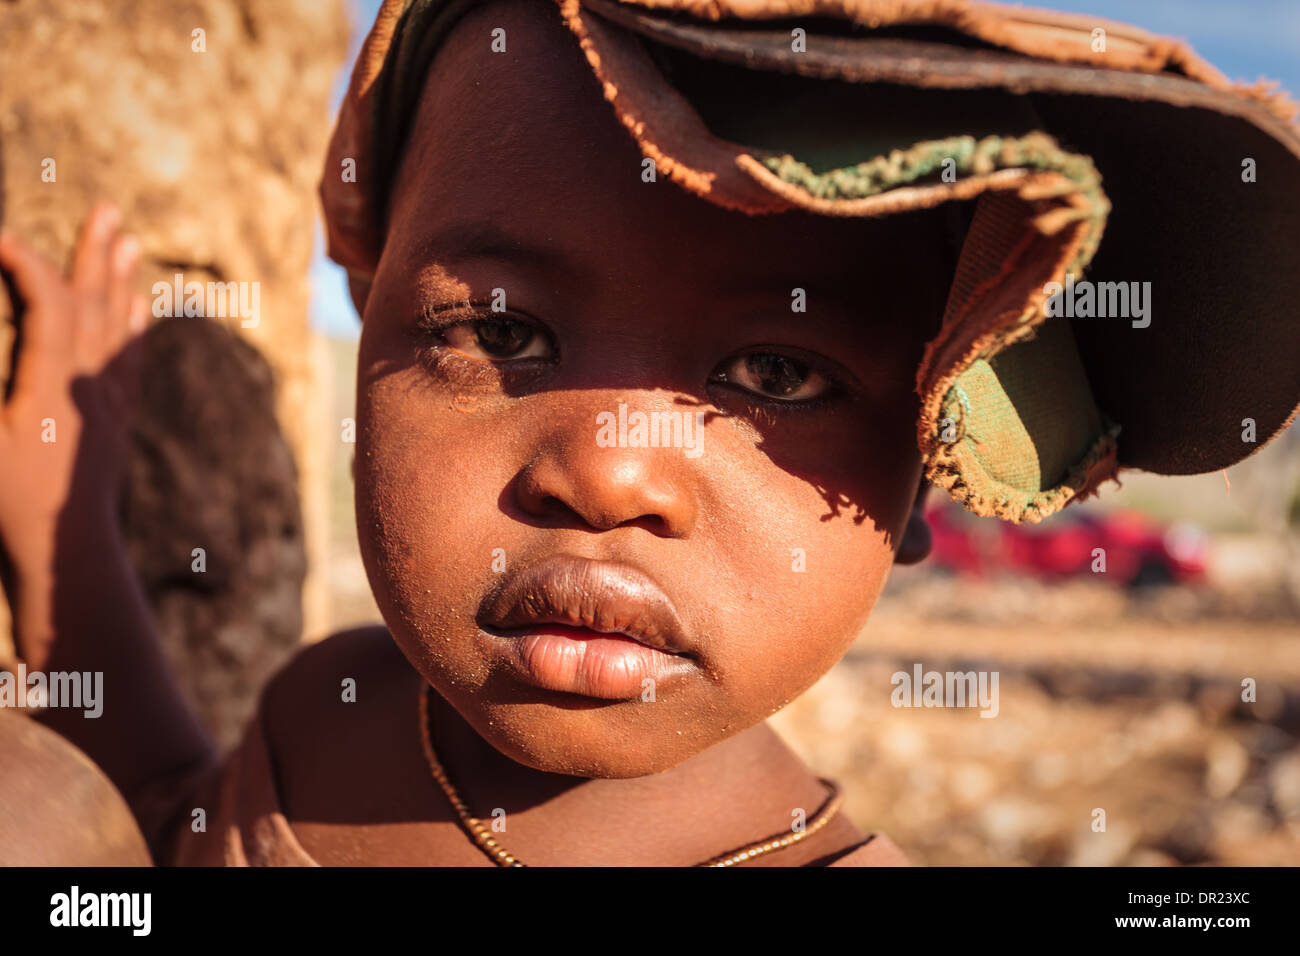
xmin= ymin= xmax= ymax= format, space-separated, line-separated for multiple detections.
xmin=310 ymin=0 xmax=1300 ymax=338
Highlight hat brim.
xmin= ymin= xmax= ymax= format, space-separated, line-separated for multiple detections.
xmin=321 ymin=0 xmax=1300 ymax=520
xmin=566 ymin=0 xmax=1300 ymax=484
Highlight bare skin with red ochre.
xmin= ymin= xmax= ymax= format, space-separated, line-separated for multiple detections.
xmin=0 ymin=0 xmax=943 ymax=865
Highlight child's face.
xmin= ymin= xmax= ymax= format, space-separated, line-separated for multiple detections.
xmin=355 ymin=0 xmax=951 ymax=777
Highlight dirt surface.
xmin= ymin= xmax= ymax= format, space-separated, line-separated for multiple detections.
xmin=771 ymin=577 xmax=1300 ymax=865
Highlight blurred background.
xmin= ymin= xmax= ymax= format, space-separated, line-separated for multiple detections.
xmin=3 ymin=0 xmax=1299 ymax=866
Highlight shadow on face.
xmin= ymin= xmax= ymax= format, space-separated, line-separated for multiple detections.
xmin=353 ymin=0 xmax=957 ymax=777
xmin=370 ymin=0 xmax=960 ymax=522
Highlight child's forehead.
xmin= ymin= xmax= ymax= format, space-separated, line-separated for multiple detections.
xmin=385 ymin=1 xmax=953 ymax=310
xmin=393 ymin=0 xmax=627 ymax=223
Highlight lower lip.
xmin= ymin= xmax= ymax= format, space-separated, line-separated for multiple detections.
xmin=509 ymin=625 xmax=695 ymax=700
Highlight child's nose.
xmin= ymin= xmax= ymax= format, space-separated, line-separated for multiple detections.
xmin=512 ymin=399 xmax=700 ymax=537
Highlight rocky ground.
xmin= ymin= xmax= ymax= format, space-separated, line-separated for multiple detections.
xmin=771 ymin=576 xmax=1300 ymax=865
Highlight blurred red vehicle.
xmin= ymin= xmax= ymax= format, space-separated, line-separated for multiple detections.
xmin=924 ymin=502 xmax=1208 ymax=587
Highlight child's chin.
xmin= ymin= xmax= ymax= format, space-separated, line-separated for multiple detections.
xmin=468 ymin=702 xmax=715 ymax=779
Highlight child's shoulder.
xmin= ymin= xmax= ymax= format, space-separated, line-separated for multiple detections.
xmin=253 ymin=625 xmax=448 ymax=864
xmin=265 ymin=625 xmax=409 ymax=701
xmin=260 ymin=624 xmax=422 ymax=764
xmin=165 ymin=626 xmax=444 ymax=865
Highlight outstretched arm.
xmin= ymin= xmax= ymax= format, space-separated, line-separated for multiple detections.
xmin=0 ymin=205 xmax=216 ymax=857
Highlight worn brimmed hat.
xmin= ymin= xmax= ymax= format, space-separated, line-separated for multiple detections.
xmin=321 ymin=0 xmax=1300 ymax=522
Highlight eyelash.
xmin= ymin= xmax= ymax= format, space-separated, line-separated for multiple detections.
xmin=410 ymin=304 xmax=553 ymax=387
xmin=706 ymin=350 xmax=849 ymax=413
xmin=412 ymin=302 xmax=522 ymax=343
xmin=708 ymin=380 xmax=843 ymax=415
xmin=410 ymin=306 xmax=850 ymax=412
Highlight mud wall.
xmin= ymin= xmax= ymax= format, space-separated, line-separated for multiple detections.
xmin=0 ymin=0 xmax=349 ymax=746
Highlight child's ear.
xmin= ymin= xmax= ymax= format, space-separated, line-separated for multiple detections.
xmin=894 ymin=480 xmax=932 ymax=566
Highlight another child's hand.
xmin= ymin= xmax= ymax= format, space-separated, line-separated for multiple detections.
xmin=0 ymin=204 xmax=146 ymax=656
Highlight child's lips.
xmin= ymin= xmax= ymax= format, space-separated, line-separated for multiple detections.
xmin=511 ymin=625 xmax=697 ymax=700
xmin=478 ymin=555 xmax=699 ymax=699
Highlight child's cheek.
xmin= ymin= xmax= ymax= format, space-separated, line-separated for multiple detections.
xmin=701 ymin=447 xmax=905 ymax=719
xmin=353 ymin=384 xmax=515 ymax=680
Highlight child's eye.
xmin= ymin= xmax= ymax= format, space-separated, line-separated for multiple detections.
xmin=441 ymin=315 xmax=551 ymax=361
xmin=710 ymin=351 xmax=835 ymax=403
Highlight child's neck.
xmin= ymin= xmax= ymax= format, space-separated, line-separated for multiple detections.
xmin=427 ymin=691 xmax=842 ymax=866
